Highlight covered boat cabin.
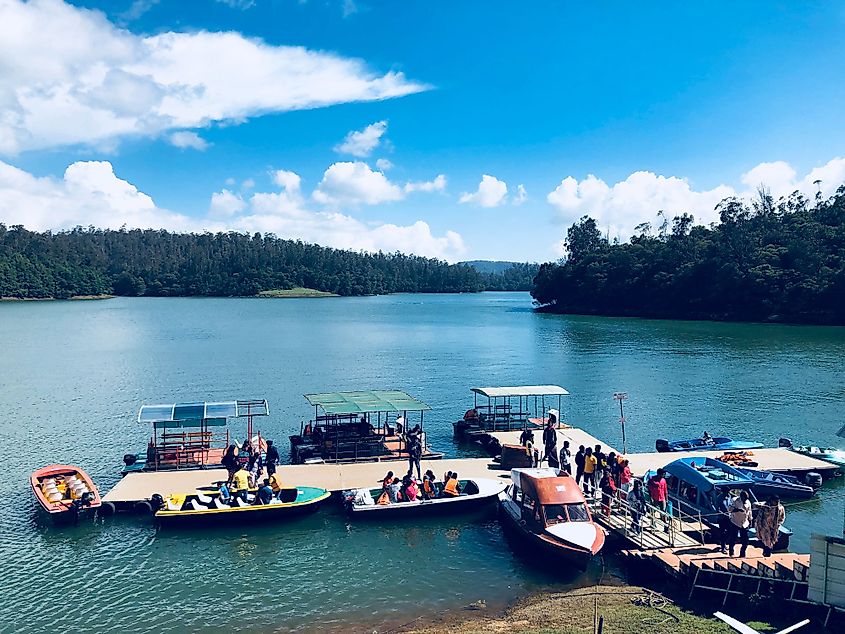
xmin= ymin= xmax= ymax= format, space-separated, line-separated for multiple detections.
xmin=454 ymin=385 xmax=569 ymax=436
xmin=123 ymin=399 xmax=269 ymax=474
xmin=290 ymin=390 xmax=443 ymax=464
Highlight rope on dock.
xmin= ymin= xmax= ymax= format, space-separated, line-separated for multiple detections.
xmin=631 ymin=590 xmax=680 ymax=626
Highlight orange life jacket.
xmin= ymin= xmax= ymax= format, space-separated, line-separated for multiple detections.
xmin=443 ymin=478 xmax=459 ymax=496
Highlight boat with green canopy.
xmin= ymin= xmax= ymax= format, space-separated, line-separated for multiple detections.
xmin=289 ymin=390 xmax=443 ymax=464
xmin=122 ymin=399 xmax=269 ymax=474
xmin=453 ymin=385 xmax=570 ymax=437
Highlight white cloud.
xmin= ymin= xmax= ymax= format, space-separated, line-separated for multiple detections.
xmin=0 ymin=1 xmax=426 ymax=154
xmin=546 ymin=157 xmax=845 ymax=241
xmin=242 ymin=178 xmax=255 ymax=190
xmin=405 ymin=174 xmax=446 ymax=193
xmin=375 ymin=158 xmax=393 ymax=171
xmin=313 ymin=161 xmax=403 ymax=206
xmin=459 ymin=174 xmax=508 ymax=207
xmin=342 ymin=0 xmax=358 ymax=18
xmin=513 ymin=184 xmax=527 ymax=205
xmin=209 ymin=189 xmax=246 ymax=217
xmin=215 ymin=0 xmax=256 ymax=9
xmin=168 ymin=130 xmax=209 ymax=151
xmin=334 ymin=120 xmax=388 ymax=157
xmin=271 ymin=169 xmax=302 ymax=191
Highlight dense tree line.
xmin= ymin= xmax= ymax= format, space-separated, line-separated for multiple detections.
xmin=532 ymin=185 xmax=845 ymax=325
xmin=0 ymin=227 xmax=492 ymax=298
xmin=480 ymin=262 xmax=540 ymax=291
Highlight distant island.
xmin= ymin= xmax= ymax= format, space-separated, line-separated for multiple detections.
xmin=532 ymin=185 xmax=845 ymax=325
xmin=0 ymin=225 xmax=537 ymax=299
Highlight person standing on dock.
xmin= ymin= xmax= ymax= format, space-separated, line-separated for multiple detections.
xmin=628 ymin=479 xmax=646 ymax=534
xmin=593 ymin=445 xmax=606 ymax=489
xmin=755 ymin=495 xmax=785 ymax=557
xmin=574 ymin=445 xmax=586 ymax=485
xmin=583 ymin=447 xmax=597 ymax=496
xmin=407 ymin=430 xmax=422 ymax=480
xmin=560 ymin=440 xmax=571 ymax=475
xmin=647 ymin=469 xmax=669 ymax=532
xmin=728 ymin=490 xmax=751 ymax=557
xmin=265 ymin=440 xmax=279 ymax=477
xmin=542 ymin=420 xmax=557 ymax=466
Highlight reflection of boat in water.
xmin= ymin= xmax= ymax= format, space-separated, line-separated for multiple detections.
xmin=654 ymin=457 xmax=792 ymax=551
xmin=498 ymin=468 xmax=604 ymax=571
xmin=31 ymin=464 xmax=101 ymax=525
xmin=453 ymin=385 xmax=569 ymax=438
xmin=289 ymin=390 xmax=443 ymax=464
xmin=153 ymin=486 xmax=330 ymax=528
xmin=344 ymin=478 xmax=506 ymax=517
xmin=736 ymin=468 xmax=817 ymax=500
xmin=656 ymin=435 xmax=763 ymax=453
xmin=779 ymin=438 xmax=845 ymax=467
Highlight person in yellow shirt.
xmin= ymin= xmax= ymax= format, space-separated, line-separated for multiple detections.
xmin=231 ymin=466 xmax=250 ymax=502
xmin=582 ymin=447 xmax=597 ymax=497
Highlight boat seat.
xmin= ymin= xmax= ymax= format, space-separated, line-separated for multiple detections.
xmin=213 ymin=498 xmax=229 ymax=509
xmin=196 ymin=494 xmax=213 ymax=504
xmin=246 ymin=494 xmax=256 ymax=503
xmin=235 ymin=498 xmax=249 ymax=507
xmin=189 ymin=499 xmax=207 ymax=511
xmin=279 ymin=489 xmax=298 ymax=503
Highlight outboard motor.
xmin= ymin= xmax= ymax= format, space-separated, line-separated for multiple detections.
xmin=655 ymin=439 xmax=670 ymax=453
xmin=123 ymin=453 xmax=138 ymax=466
xmin=150 ymin=493 xmax=165 ymax=512
xmin=778 ymin=437 xmax=793 ymax=449
xmin=805 ymin=472 xmax=823 ymax=489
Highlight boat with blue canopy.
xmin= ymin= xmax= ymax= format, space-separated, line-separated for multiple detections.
xmin=651 ymin=457 xmax=793 ymax=551
xmin=289 ymin=390 xmax=443 ymax=464
xmin=655 ymin=433 xmax=764 ymax=453
xmin=122 ymin=399 xmax=269 ymax=474
xmin=453 ymin=385 xmax=570 ymax=437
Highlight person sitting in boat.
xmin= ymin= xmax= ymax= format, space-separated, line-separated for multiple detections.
xmin=217 ymin=481 xmax=231 ymax=504
xmin=519 ymin=428 xmax=534 ymax=447
xmin=269 ymin=472 xmax=284 ymax=499
xmin=381 ymin=470 xmax=394 ymax=491
xmin=255 ymin=479 xmax=274 ymax=505
xmin=702 ymin=431 xmax=713 ymax=444
xmin=463 ymin=408 xmax=479 ymax=422
xmin=402 ymin=475 xmax=419 ymax=501
xmin=442 ymin=472 xmax=461 ymax=497
xmin=422 ymin=470 xmax=438 ymax=499
xmin=231 ymin=465 xmax=250 ymax=503
xmin=388 ymin=477 xmax=403 ymax=502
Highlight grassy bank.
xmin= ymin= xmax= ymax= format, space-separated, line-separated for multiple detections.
xmin=256 ymin=287 xmax=338 ymax=298
xmin=402 ymin=585 xmax=798 ymax=634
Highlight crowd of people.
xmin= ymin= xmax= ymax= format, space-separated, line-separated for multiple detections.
xmin=375 ymin=468 xmax=462 ymax=505
xmin=215 ymin=437 xmax=285 ymax=506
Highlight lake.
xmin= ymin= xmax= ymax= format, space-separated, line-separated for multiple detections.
xmin=1 ymin=292 xmax=843 ymax=633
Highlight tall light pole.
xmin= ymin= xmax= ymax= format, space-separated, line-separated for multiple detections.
xmin=613 ymin=392 xmax=629 ymax=454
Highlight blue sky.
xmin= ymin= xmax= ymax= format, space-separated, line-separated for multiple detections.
xmin=2 ymin=0 xmax=845 ymax=261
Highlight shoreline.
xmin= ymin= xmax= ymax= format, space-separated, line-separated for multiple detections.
xmin=0 ymin=294 xmax=114 ymax=302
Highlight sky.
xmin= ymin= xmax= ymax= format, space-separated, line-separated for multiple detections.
xmin=1 ymin=0 xmax=845 ymax=262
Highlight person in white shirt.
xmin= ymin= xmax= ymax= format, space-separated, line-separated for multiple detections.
xmin=728 ymin=490 xmax=751 ymax=557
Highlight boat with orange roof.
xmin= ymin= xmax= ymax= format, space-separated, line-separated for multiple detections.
xmin=30 ymin=464 xmax=101 ymax=524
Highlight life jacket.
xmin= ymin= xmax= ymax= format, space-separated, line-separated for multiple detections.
xmin=443 ymin=478 xmax=459 ymax=496
xmin=423 ymin=479 xmax=434 ymax=497
xmin=269 ymin=473 xmax=283 ymax=492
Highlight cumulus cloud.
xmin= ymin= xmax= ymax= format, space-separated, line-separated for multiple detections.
xmin=168 ymin=131 xmax=209 ymax=150
xmin=209 ymin=189 xmax=246 ymax=217
xmin=334 ymin=120 xmax=388 ymax=157
xmin=546 ymin=157 xmax=845 ymax=241
xmin=404 ymin=174 xmax=446 ymax=193
xmin=0 ymin=0 xmax=426 ymax=154
xmin=513 ymin=184 xmax=527 ymax=205
xmin=459 ymin=174 xmax=508 ymax=207
xmin=313 ymin=161 xmax=403 ymax=206
xmin=375 ymin=158 xmax=393 ymax=171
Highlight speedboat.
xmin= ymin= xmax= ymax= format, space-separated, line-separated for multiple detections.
xmin=498 ymin=468 xmax=604 ymax=570
xmin=656 ymin=435 xmax=764 ymax=453
xmin=736 ymin=468 xmax=817 ymax=500
xmin=652 ymin=457 xmax=792 ymax=551
xmin=344 ymin=478 xmax=506 ymax=517
xmin=153 ymin=486 xmax=330 ymax=528
xmin=779 ymin=438 xmax=845 ymax=467
xmin=31 ymin=465 xmax=102 ymax=525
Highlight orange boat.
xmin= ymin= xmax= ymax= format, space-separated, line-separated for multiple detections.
xmin=30 ymin=465 xmax=101 ymax=524
xmin=498 ymin=468 xmax=605 ymax=570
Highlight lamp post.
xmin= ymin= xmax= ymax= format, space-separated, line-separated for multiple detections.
xmin=613 ymin=392 xmax=629 ymax=454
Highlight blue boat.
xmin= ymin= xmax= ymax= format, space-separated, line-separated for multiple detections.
xmin=651 ymin=457 xmax=792 ymax=551
xmin=656 ymin=434 xmax=764 ymax=453
xmin=736 ymin=468 xmax=817 ymax=500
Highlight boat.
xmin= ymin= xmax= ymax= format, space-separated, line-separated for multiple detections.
xmin=779 ymin=438 xmax=845 ymax=467
xmin=31 ymin=464 xmax=102 ymax=524
xmin=122 ymin=399 xmax=270 ymax=475
xmin=736 ymin=468 xmax=817 ymax=500
xmin=653 ymin=457 xmax=792 ymax=551
xmin=498 ymin=468 xmax=605 ymax=570
xmin=344 ymin=478 xmax=506 ymax=517
xmin=289 ymin=390 xmax=443 ymax=464
xmin=153 ymin=486 xmax=331 ymax=528
xmin=453 ymin=385 xmax=569 ymax=438
xmin=655 ymin=434 xmax=764 ymax=453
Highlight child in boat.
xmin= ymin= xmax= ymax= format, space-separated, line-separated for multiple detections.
xmin=388 ymin=477 xmax=402 ymax=502
xmin=381 ymin=470 xmax=394 ymax=491
xmin=217 ymin=481 xmax=231 ymax=504
xmin=256 ymin=479 xmax=274 ymax=505
xmin=422 ymin=470 xmax=437 ymax=499
xmin=231 ymin=466 xmax=250 ymax=503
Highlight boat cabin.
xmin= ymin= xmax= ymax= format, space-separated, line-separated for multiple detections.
xmin=507 ymin=468 xmax=592 ymax=530
xmin=289 ymin=390 xmax=444 ymax=464
xmin=123 ymin=399 xmax=269 ymax=474
xmin=454 ymin=385 xmax=569 ymax=436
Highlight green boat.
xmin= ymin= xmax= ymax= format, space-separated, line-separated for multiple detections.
xmin=154 ymin=486 xmax=331 ymax=528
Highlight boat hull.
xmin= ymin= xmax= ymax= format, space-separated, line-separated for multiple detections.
xmin=736 ymin=468 xmax=816 ymax=500
xmin=31 ymin=464 xmax=102 ymax=525
xmin=347 ymin=478 xmax=506 ymax=518
xmin=657 ymin=437 xmax=764 ymax=453
xmin=155 ymin=488 xmax=331 ymax=529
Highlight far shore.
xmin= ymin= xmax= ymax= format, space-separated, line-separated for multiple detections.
xmin=256 ymin=287 xmax=339 ymax=298
xmin=1 ymin=294 xmax=114 ymax=302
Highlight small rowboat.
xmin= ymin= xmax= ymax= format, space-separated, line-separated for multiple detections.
xmin=498 ymin=468 xmax=604 ymax=571
xmin=153 ymin=486 xmax=330 ymax=528
xmin=656 ymin=436 xmax=764 ymax=453
xmin=31 ymin=465 xmax=102 ymax=524
xmin=344 ymin=478 xmax=506 ymax=516
xmin=736 ymin=468 xmax=817 ymax=500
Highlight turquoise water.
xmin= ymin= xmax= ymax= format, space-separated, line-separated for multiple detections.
xmin=1 ymin=293 xmax=843 ymax=632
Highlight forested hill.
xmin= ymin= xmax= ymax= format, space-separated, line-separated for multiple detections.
xmin=463 ymin=260 xmax=541 ymax=291
xmin=0 ymin=226 xmax=487 ymax=298
xmin=532 ymin=185 xmax=845 ymax=325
